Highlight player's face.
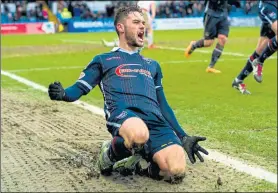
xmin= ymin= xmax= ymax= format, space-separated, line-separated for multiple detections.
xmin=124 ymin=11 xmax=145 ymax=47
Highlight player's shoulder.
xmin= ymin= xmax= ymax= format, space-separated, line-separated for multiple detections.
xmin=92 ymin=48 xmax=120 ymax=61
xmin=141 ymin=55 xmax=159 ymax=65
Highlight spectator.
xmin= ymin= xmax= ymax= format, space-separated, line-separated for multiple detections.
xmin=72 ymin=3 xmax=82 ymax=17
xmin=3 ymin=4 xmax=14 ymax=22
xmin=42 ymin=6 xmax=48 ymax=20
xmin=0 ymin=0 xmax=261 ymax=23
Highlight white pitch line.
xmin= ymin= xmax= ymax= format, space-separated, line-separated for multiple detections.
xmin=7 ymin=57 xmax=277 ymax=73
xmin=61 ymin=39 xmax=102 ymax=44
xmin=61 ymin=39 xmax=277 ymax=59
xmin=155 ymin=45 xmax=247 ymax=57
xmin=1 ymin=69 xmax=277 ymax=184
xmin=1 ymin=70 xmax=104 ymax=116
xmin=61 ymin=39 xmax=247 ymax=57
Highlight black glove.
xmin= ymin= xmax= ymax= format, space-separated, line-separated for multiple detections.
xmin=48 ymin=81 xmax=65 ymax=101
xmin=182 ymin=136 xmax=209 ymax=164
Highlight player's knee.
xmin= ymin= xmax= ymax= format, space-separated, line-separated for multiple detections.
xmin=132 ymin=127 xmax=149 ymax=145
xmin=154 ymin=145 xmax=186 ymax=176
xmin=119 ymin=117 xmax=149 ymax=147
xmin=168 ymin=163 xmax=186 ymax=176
xmin=218 ymin=34 xmax=227 ymax=46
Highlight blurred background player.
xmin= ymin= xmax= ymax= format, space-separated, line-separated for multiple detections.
xmin=232 ymin=0 xmax=277 ymax=94
xmin=184 ymin=0 xmax=231 ymax=74
xmin=137 ymin=0 xmax=156 ymax=48
xmin=102 ymin=0 xmax=156 ymax=49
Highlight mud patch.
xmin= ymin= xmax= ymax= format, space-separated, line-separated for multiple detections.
xmin=1 ymin=89 xmax=276 ymax=192
xmin=2 ymin=44 xmax=102 ymax=58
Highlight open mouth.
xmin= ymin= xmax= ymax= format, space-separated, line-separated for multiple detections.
xmin=138 ymin=31 xmax=144 ymax=41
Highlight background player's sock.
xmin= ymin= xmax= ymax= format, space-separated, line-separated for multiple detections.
xmin=108 ymin=136 xmax=132 ymax=162
xmin=192 ymin=39 xmax=204 ymax=50
xmin=148 ymin=33 xmax=153 ymax=47
xmin=209 ymin=43 xmax=224 ymax=68
xmin=237 ymin=51 xmax=260 ymax=81
xmin=258 ymin=37 xmax=277 ymax=64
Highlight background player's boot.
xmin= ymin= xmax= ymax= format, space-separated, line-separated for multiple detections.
xmin=232 ymin=79 xmax=251 ymax=95
xmin=251 ymin=58 xmax=263 ymax=83
xmin=98 ymin=140 xmax=114 ymax=176
xmin=148 ymin=44 xmax=157 ymax=49
xmin=206 ymin=67 xmax=221 ymax=73
xmin=112 ymin=154 xmax=143 ymax=176
xmin=101 ymin=39 xmax=116 ymax=47
xmin=185 ymin=41 xmax=196 ymax=58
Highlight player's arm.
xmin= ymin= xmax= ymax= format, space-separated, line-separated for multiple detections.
xmin=156 ymin=88 xmax=187 ymax=139
xmin=48 ymin=56 xmax=102 ymax=102
xmin=155 ymin=62 xmax=209 ymax=164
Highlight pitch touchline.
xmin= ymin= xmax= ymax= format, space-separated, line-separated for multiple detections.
xmin=7 ymin=57 xmax=277 ymax=73
xmin=1 ymin=70 xmax=277 ymax=184
xmin=4 ymin=59 xmax=245 ymax=73
xmin=60 ymin=39 xmax=277 ymax=59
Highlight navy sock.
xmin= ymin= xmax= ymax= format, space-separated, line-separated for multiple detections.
xmin=236 ymin=51 xmax=260 ymax=81
xmin=258 ymin=37 xmax=277 ymax=64
xmin=108 ymin=136 xmax=132 ymax=162
xmin=147 ymin=161 xmax=163 ymax=180
xmin=192 ymin=39 xmax=204 ymax=50
xmin=209 ymin=43 xmax=224 ymax=68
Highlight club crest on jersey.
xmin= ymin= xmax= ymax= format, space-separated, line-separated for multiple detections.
xmin=115 ymin=64 xmax=152 ymax=78
xmin=269 ymin=12 xmax=276 ymax=19
xmin=142 ymin=56 xmax=152 ymax=64
xmin=78 ymin=72 xmax=85 ymax=79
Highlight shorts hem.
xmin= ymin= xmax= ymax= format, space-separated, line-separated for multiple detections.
xmin=149 ymin=141 xmax=183 ymax=159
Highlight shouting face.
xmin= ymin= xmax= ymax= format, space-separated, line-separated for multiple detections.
xmin=118 ymin=11 xmax=145 ymax=47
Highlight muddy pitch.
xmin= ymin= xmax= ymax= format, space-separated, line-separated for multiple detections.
xmin=1 ymin=89 xmax=274 ymax=192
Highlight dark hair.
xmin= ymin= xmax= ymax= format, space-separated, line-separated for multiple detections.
xmin=114 ymin=5 xmax=142 ymax=36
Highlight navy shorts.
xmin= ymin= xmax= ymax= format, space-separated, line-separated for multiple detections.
xmin=203 ymin=13 xmax=230 ymax=40
xmin=259 ymin=4 xmax=277 ymax=39
xmin=106 ymin=107 xmax=182 ymax=160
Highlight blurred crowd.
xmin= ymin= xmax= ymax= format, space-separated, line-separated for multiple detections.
xmin=1 ymin=0 xmax=49 ymax=23
xmin=1 ymin=0 xmax=259 ymax=23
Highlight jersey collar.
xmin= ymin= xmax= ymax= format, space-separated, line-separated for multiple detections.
xmin=111 ymin=47 xmax=142 ymax=55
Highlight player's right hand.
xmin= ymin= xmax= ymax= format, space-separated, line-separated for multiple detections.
xmin=48 ymin=81 xmax=65 ymax=101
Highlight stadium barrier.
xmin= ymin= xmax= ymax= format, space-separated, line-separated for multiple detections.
xmin=67 ymin=16 xmax=261 ymax=33
xmin=0 ymin=16 xmax=261 ymax=35
xmin=1 ymin=22 xmax=56 ymax=35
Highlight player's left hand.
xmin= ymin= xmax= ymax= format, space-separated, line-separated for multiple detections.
xmin=181 ymin=136 xmax=209 ymax=164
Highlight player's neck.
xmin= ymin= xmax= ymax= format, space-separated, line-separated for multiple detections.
xmin=118 ymin=41 xmax=138 ymax=52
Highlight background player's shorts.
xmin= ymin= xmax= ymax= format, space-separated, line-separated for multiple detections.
xmin=259 ymin=4 xmax=277 ymax=38
xmin=106 ymin=108 xmax=182 ymax=160
xmin=142 ymin=11 xmax=152 ymax=30
xmin=203 ymin=13 xmax=230 ymax=40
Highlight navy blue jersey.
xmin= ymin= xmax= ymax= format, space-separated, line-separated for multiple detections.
xmin=261 ymin=0 xmax=277 ymax=8
xmin=76 ymin=47 xmax=163 ymax=119
xmin=204 ymin=0 xmax=229 ymax=17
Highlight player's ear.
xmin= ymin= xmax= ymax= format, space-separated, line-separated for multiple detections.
xmin=117 ymin=23 xmax=125 ymax=34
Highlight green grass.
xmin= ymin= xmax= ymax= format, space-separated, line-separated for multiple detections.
xmin=1 ymin=27 xmax=277 ymax=175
